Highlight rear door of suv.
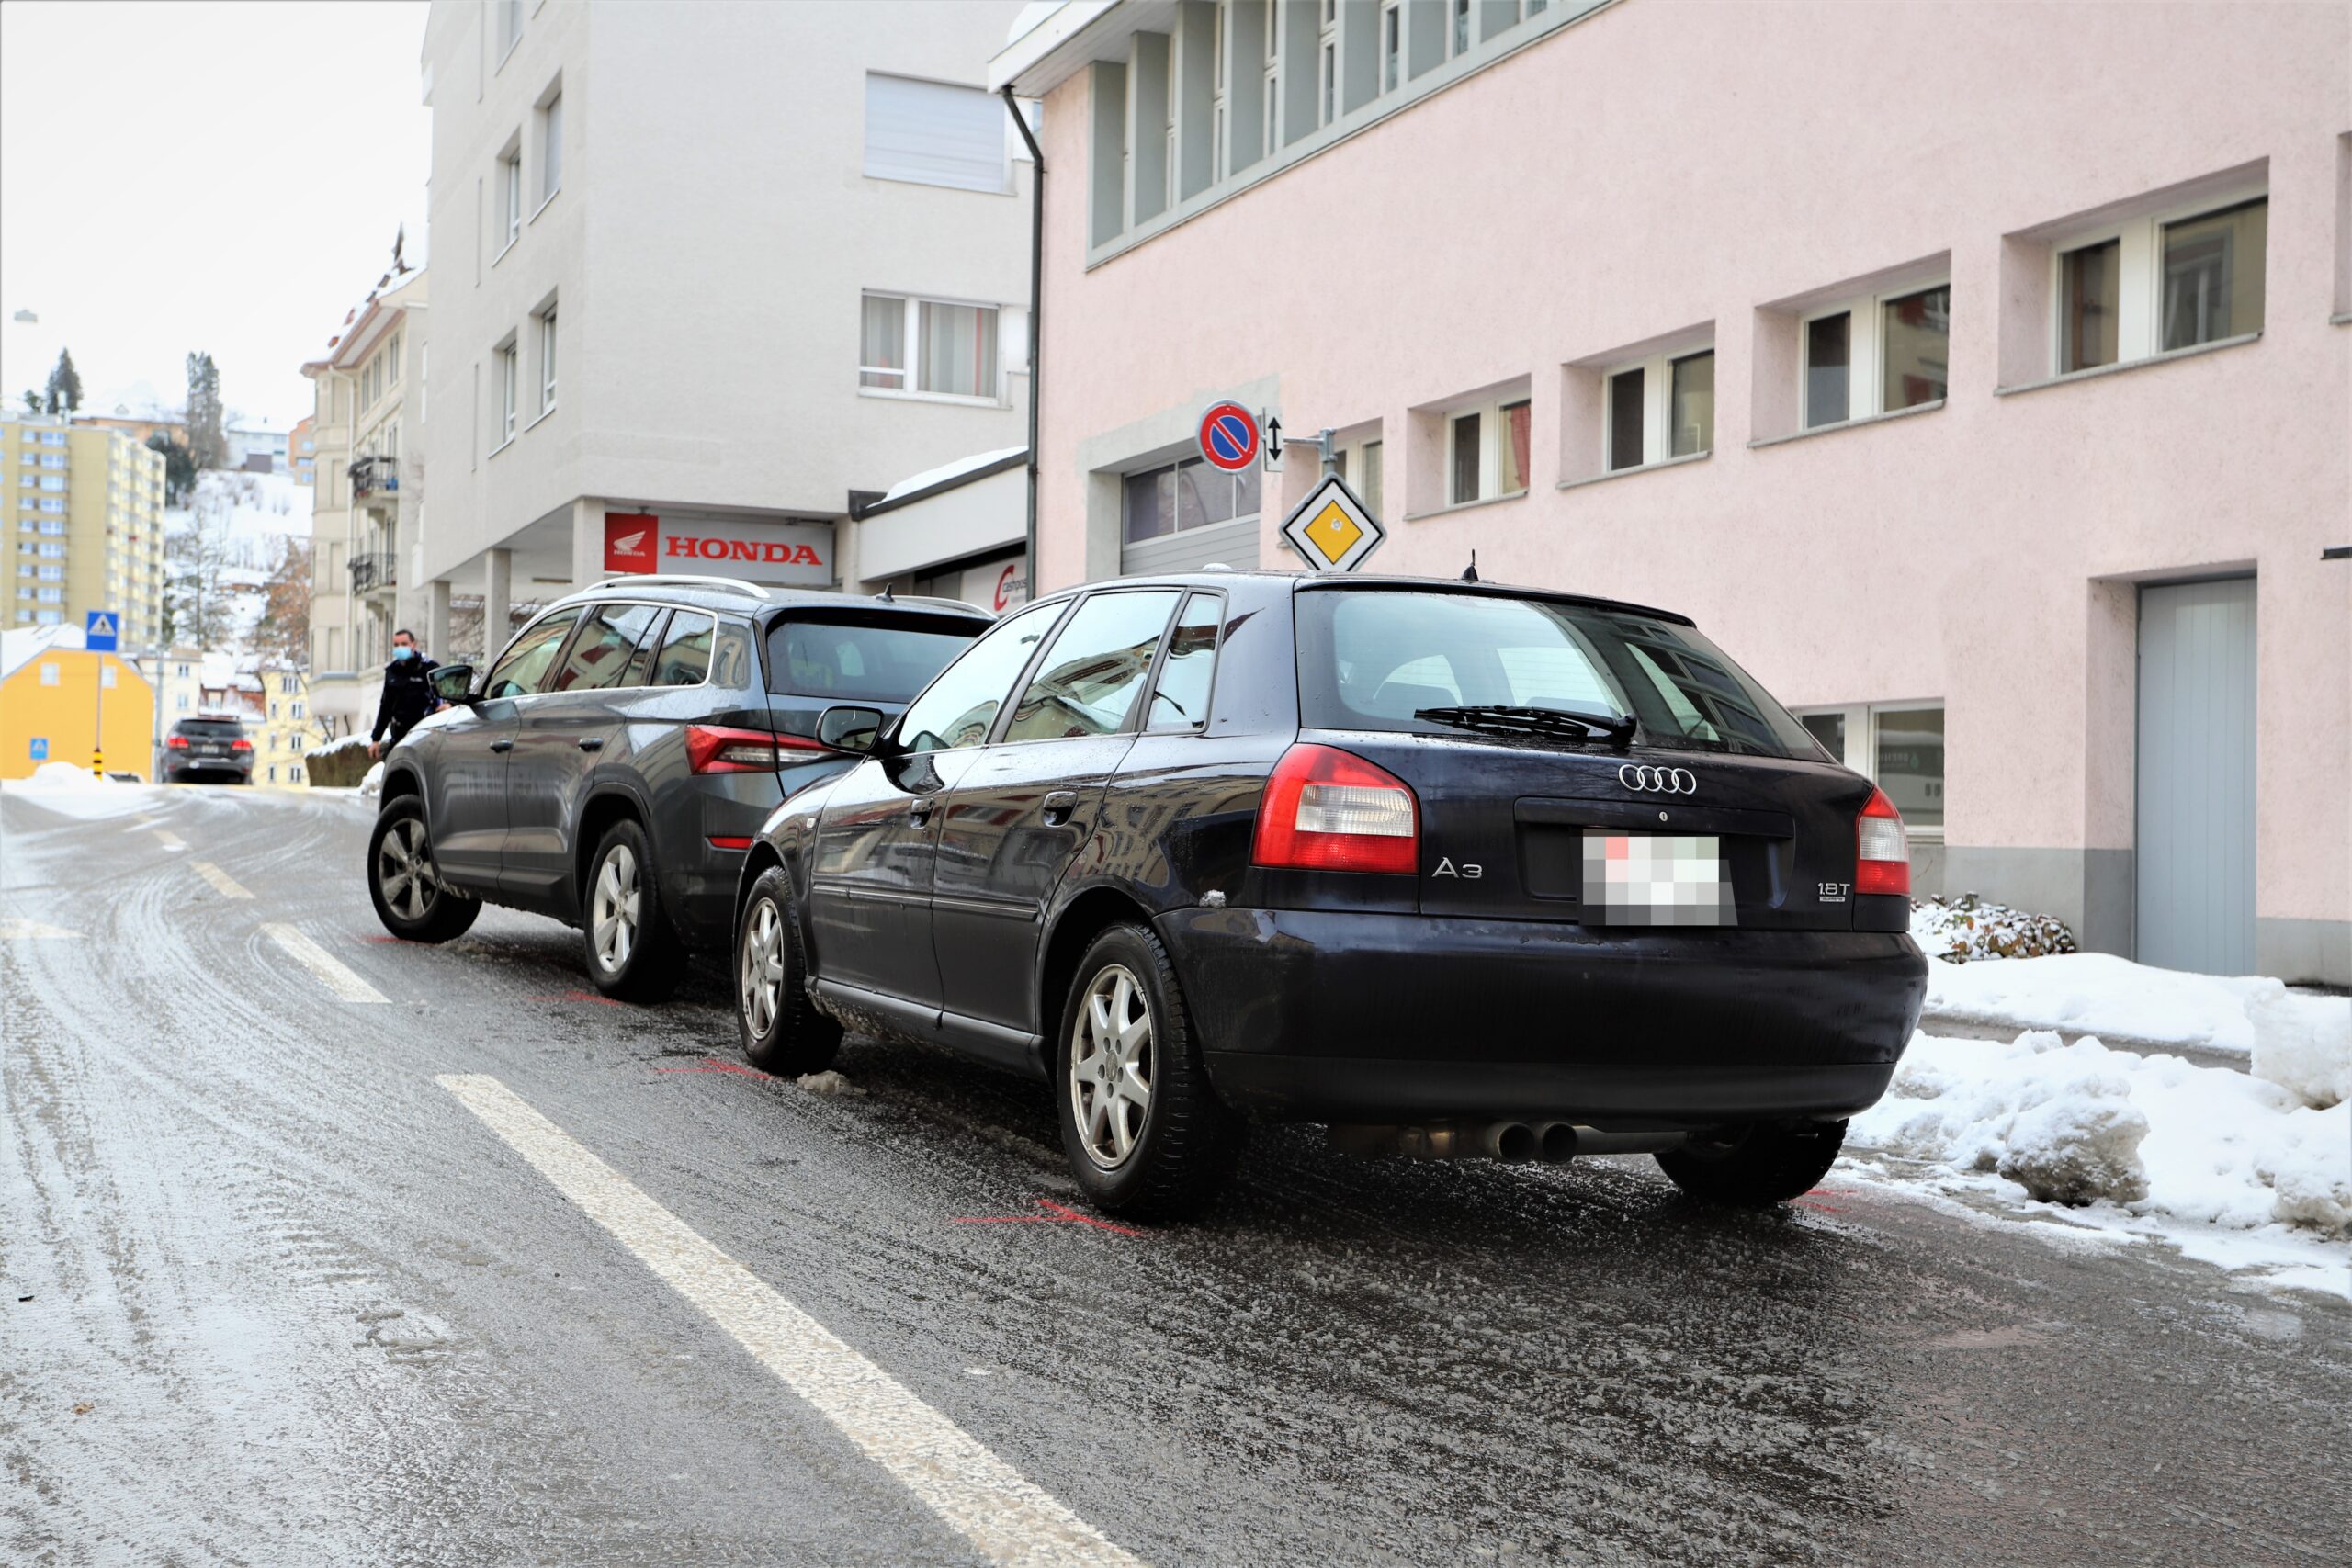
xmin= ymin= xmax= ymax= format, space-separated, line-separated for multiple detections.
xmin=430 ymin=607 xmax=582 ymax=886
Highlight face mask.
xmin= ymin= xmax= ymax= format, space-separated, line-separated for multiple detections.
xmin=392 ymin=646 xmax=416 ymax=661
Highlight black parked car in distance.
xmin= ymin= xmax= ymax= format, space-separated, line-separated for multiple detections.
xmin=163 ymin=715 xmax=254 ymax=784
xmin=734 ymin=570 xmax=1928 ymax=1216
xmin=365 ymin=574 xmax=989 ymax=998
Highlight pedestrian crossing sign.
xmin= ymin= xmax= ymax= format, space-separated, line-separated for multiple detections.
xmin=84 ymin=610 xmax=119 ymax=651
xmin=1278 ymin=474 xmax=1385 ymax=574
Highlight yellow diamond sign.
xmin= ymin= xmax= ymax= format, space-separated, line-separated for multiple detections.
xmin=1279 ymin=474 xmax=1385 ymax=573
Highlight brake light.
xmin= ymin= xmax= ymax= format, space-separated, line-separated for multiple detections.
xmin=685 ymin=725 xmax=782 ymax=773
xmin=231 ymin=739 xmax=253 ymax=752
xmin=1855 ymin=786 xmax=1909 ymax=895
xmin=1251 ymin=743 xmax=1419 ymax=874
xmin=165 ymin=735 xmax=187 ymax=750
xmin=707 ymin=836 xmax=753 ymax=851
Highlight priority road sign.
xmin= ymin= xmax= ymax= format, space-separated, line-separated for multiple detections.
xmin=84 ymin=610 xmax=119 ymax=651
xmin=1280 ymin=474 xmax=1385 ymax=573
xmin=1196 ymin=402 xmax=1260 ymax=473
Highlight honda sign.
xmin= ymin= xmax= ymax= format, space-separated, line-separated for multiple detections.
xmin=604 ymin=512 xmax=834 ymax=586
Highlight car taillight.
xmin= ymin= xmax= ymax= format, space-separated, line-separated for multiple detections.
xmin=165 ymin=735 xmax=187 ymax=750
xmin=685 ymin=725 xmax=784 ymax=773
xmin=1855 ymin=786 xmax=1909 ymax=895
xmin=231 ymin=739 xmax=253 ymax=752
xmin=1250 ymin=743 xmax=1419 ymax=875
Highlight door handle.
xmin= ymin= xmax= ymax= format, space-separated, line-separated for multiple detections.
xmin=489 ymin=739 xmax=514 ymax=754
xmin=577 ymin=737 xmax=605 ymax=752
xmin=909 ymin=796 xmax=936 ymax=826
xmin=1041 ymin=790 xmax=1080 ymax=826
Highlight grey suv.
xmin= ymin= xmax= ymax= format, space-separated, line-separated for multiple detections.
xmin=163 ymin=716 xmax=254 ymax=784
xmin=365 ymin=574 xmax=988 ymax=998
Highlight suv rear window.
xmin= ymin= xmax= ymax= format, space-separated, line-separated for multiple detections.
xmin=765 ymin=611 xmax=983 ymax=704
xmin=174 ymin=719 xmax=246 ymax=739
xmin=1295 ymin=588 xmax=1821 ymax=759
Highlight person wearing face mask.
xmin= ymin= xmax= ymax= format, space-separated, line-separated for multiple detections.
xmin=369 ymin=629 xmax=442 ymax=760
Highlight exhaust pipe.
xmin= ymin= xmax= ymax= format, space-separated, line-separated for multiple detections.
xmin=1479 ymin=1122 xmax=1537 ymax=1162
xmin=1537 ymin=1122 xmax=1579 ymax=1163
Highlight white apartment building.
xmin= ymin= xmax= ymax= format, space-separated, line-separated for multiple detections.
xmin=302 ymin=267 xmax=427 ymax=732
xmin=415 ymin=0 xmax=1035 ymax=653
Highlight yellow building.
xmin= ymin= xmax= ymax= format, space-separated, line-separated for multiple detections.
xmin=0 ymin=625 xmax=156 ymax=781
xmin=248 ymin=661 xmax=315 ymax=786
xmin=2 ymin=411 xmax=169 ymax=647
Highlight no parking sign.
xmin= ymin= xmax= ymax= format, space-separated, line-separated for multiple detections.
xmin=1196 ymin=402 xmax=1260 ymax=473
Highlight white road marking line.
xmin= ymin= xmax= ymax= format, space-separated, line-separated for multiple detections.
xmin=0 ymin=917 xmax=82 ymax=940
xmin=264 ymin=922 xmax=389 ymax=1005
xmin=125 ymin=816 xmax=161 ymax=832
xmin=190 ymin=861 xmax=253 ymax=899
xmin=435 ymin=1074 xmax=1143 ymax=1568
xmin=150 ymin=828 xmax=187 ymax=852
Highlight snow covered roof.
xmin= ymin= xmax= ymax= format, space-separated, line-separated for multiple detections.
xmin=874 ymin=446 xmax=1027 ymax=508
xmin=2 ymin=623 xmax=84 ymax=681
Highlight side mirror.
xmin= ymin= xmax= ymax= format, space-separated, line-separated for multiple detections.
xmin=430 ymin=663 xmax=479 ymax=705
xmin=816 ymin=704 xmax=889 ymax=755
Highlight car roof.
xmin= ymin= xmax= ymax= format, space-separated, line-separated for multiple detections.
xmin=546 ymin=577 xmax=993 ymax=622
xmin=1052 ymin=569 xmax=1695 ymax=627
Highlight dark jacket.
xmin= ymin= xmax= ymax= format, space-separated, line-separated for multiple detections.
xmin=372 ymin=653 xmax=441 ymax=743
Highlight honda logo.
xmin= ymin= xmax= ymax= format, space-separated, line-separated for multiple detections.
xmin=1618 ymin=763 xmax=1698 ymax=795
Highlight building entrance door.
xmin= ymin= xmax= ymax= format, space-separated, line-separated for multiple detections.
xmin=2135 ymin=577 xmax=2256 ymax=974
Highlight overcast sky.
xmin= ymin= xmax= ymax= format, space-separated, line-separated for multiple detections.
xmin=0 ymin=1 xmax=430 ymax=431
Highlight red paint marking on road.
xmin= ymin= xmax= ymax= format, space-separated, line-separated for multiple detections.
xmin=656 ymin=1059 xmax=766 ymax=1077
xmin=524 ymin=990 xmax=627 ymax=1007
xmin=952 ymin=1200 xmax=1143 ymax=1237
xmin=1794 ymin=1194 xmax=1846 ymax=1213
xmin=361 ymin=935 xmax=411 ymax=944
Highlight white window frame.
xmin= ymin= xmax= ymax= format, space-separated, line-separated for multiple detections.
xmin=1333 ymin=434 xmax=1385 ymax=521
xmin=494 ymin=337 xmax=519 ymax=448
xmin=1451 ymin=0 xmax=1472 ymax=58
xmin=856 ymin=291 xmax=1009 ymax=407
xmin=1600 ymin=343 xmax=1715 ymax=471
xmin=1210 ymin=2 xmax=1227 ymax=175
xmin=495 ymin=0 xmax=522 ymax=65
xmin=1798 ymin=702 xmax=1946 ymax=842
xmin=496 ymin=142 xmax=523 ymax=256
xmin=537 ymin=87 xmax=563 ymax=211
xmin=537 ymin=302 xmax=559 ymax=416
xmin=1317 ymin=2 xmax=1339 ymax=127
xmin=2044 ymin=179 xmax=2268 ymax=377
xmin=1799 ymin=272 xmax=1951 ymax=430
xmin=1262 ymin=1 xmax=1281 ymax=158
xmin=1442 ymin=395 xmax=1532 ymax=509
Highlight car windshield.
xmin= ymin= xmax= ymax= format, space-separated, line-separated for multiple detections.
xmin=175 ymin=720 xmax=246 ymax=739
xmin=765 ymin=611 xmax=982 ymax=704
xmin=1295 ymin=587 xmax=1823 ymax=759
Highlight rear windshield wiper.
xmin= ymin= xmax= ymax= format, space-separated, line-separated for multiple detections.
xmin=1413 ymin=705 xmax=1638 ymax=748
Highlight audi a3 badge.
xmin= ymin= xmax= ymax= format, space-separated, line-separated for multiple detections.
xmin=1618 ymin=764 xmax=1697 ymax=795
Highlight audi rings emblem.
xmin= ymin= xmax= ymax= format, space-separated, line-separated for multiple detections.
xmin=1618 ymin=763 xmax=1698 ymax=795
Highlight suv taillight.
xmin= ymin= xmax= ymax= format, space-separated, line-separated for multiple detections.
xmin=230 ymin=738 xmax=253 ymax=752
xmin=1856 ymin=786 xmax=1909 ymax=895
xmin=1250 ymin=743 xmax=1419 ymax=874
xmin=165 ymin=734 xmax=187 ymax=750
xmin=684 ymin=726 xmax=830 ymax=773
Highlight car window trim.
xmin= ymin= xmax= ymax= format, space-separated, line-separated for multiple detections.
xmin=486 ymin=604 xmax=589 ymax=699
xmin=894 ymin=595 xmax=1077 ymax=753
xmin=1139 ymin=589 xmax=1226 ymax=735
xmin=650 ymin=606 xmax=724 ymax=690
xmin=985 ymin=588 xmax=1181 ymax=749
xmin=551 ymin=599 xmax=672 ymax=695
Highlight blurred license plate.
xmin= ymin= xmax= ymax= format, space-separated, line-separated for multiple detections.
xmin=1581 ymin=834 xmax=1733 ymax=927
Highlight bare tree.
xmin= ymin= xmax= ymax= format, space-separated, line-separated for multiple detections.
xmin=254 ymin=537 xmax=311 ymax=667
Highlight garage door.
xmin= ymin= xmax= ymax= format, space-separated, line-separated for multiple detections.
xmin=2136 ymin=577 xmax=2256 ymax=974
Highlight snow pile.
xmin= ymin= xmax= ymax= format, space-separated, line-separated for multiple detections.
xmin=30 ymin=760 xmax=104 ymax=786
xmin=795 ymin=1071 xmax=862 ymax=1097
xmin=1921 ymin=951 xmax=2346 ymax=1060
xmin=1853 ymin=1031 xmax=2352 ymax=1243
xmin=2245 ymin=983 xmax=2352 ymax=1110
xmin=358 ymin=761 xmax=386 ymax=798
xmin=311 ymin=734 xmax=369 ymax=757
xmin=5 ymin=764 xmax=160 ymax=821
xmin=1909 ymin=893 xmax=2078 ymax=963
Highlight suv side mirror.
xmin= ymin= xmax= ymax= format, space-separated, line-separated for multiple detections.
xmin=430 ymin=663 xmax=479 ymax=705
xmin=817 ymin=704 xmax=890 ymax=754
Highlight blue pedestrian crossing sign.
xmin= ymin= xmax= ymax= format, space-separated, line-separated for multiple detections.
xmin=84 ymin=610 xmax=119 ymax=651
xmin=29 ymin=738 xmax=49 ymax=761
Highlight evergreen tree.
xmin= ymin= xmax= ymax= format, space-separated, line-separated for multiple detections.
xmin=146 ymin=432 xmax=197 ymax=504
xmin=43 ymin=348 xmax=83 ymax=414
xmin=20 ymin=389 xmax=41 ymax=413
xmin=185 ymin=351 xmax=227 ymax=470
xmin=165 ymin=481 xmax=233 ymax=649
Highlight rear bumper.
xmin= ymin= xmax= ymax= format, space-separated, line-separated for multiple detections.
xmin=1156 ymin=906 xmax=1926 ymax=1125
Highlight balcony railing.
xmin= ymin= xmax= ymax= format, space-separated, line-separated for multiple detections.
xmin=351 ymin=551 xmax=398 ymax=593
xmin=349 ymin=455 xmax=401 ymax=499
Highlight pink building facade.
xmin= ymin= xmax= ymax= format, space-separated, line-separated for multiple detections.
xmin=995 ymin=0 xmax=2351 ymax=983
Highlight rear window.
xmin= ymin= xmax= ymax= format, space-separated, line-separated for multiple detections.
xmin=1295 ymin=588 xmax=1822 ymax=759
xmin=175 ymin=720 xmax=246 ymax=739
xmin=764 ymin=611 xmax=984 ymax=704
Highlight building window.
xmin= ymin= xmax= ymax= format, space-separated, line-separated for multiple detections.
xmin=40 ymin=454 xmax=64 ymax=468
xmin=496 ymin=0 xmax=521 ymax=61
xmin=857 ymin=293 xmax=1003 ymax=400
xmin=1318 ymin=1 xmax=1339 ymax=126
xmin=1262 ymin=1 xmax=1280 ymax=158
xmin=497 ymin=341 xmax=519 ymax=444
xmin=1334 ymin=437 xmax=1384 ymax=520
xmin=176 ymin=693 xmax=190 ymax=711
xmin=1452 ymin=0 xmax=1470 ymax=56
xmin=40 ymin=477 xmax=63 ymax=491
xmin=1122 ymin=456 xmax=1261 ymax=545
xmin=1211 ymin=1 xmax=1228 ymax=175
xmin=1445 ymin=397 xmax=1532 ymax=505
xmin=863 ymin=73 xmax=1009 ymax=194
xmin=499 ymin=146 xmax=522 ymax=251
xmin=1803 ymin=277 xmax=1949 ymax=427
xmin=1800 ymin=703 xmax=1945 ymax=835
xmin=1382 ymin=2 xmax=1401 ymax=92
xmin=537 ymin=304 xmax=559 ymax=413
xmin=538 ymin=89 xmax=563 ymax=204
xmin=2160 ymin=197 xmax=2266 ymax=351
xmin=2048 ymin=189 xmax=2266 ymax=378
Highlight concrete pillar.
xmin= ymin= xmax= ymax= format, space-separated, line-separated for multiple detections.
xmin=484 ymin=547 xmax=512 ymax=660
xmin=428 ymin=578 xmax=453 ymax=662
xmin=569 ymin=496 xmax=607 ymax=591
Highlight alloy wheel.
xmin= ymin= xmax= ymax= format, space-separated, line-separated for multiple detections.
xmin=1069 ymin=964 xmax=1154 ymax=1169
xmin=591 ymin=842 xmax=640 ymax=974
xmin=376 ymin=818 xmax=437 ymax=922
xmin=741 ymin=897 xmax=786 ymax=1037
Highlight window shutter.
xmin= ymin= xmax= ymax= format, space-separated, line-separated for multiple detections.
xmin=864 ymin=73 xmax=1007 ymax=193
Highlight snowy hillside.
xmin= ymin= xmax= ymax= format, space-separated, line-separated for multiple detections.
xmin=164 ymin=468 xmax=313 ymax=648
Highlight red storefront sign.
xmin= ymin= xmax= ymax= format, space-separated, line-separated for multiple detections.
xmin=602 ymin=512 xmax=833 ymax=584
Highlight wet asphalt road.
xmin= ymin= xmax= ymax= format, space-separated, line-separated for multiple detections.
xmin=4 ymin=784 xmax=2347 ymax=1568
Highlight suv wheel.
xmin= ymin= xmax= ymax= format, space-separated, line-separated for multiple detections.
xmin=1654 ymin=1120 xmax=1848 ymax=1207
xmin=367 ymin=795 xmax=481 ymax=942
xmin=582 ymin=818 xmax=683 ymax=1001
xmin=737 ymin=867 xmax=842 ymax=1076
xmin=1054 ymin=923 xmax=1244 ymax=1220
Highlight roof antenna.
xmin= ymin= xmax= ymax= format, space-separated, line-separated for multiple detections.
xmin=1461 ymin=550 xmax=1479 ymax=583
xmin=877 ymin=581 xmax=894 ymax=601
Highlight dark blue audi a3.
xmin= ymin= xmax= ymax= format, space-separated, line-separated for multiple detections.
xmin=732 ymin=571 xmax=1928 ymax=1217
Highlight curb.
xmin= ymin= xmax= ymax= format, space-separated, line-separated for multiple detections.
xmin=1916 ymin=1012 xmax=2248 ymax=1074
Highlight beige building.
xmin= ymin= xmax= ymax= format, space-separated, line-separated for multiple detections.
xmin=302 ymin=267 xmax=427 ymax=734
xmin=249 ymin=661 xmax=314 ymax=786
xmin=1 ymin=411 xmax=168 ymax=647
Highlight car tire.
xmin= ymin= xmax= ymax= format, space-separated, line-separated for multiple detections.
xmin=737 ymin=866 xmax=842 ymax=1076
xmin=581 ymin=818 xmax=683 ymax=1001
xmin=367 ymin=795 xmax=481 ymax=943
xmin=1054 ymin=923 xmax=1245 ymax=1220
xmin=1653 ymin=1119 xmax=1848 ymax=1207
